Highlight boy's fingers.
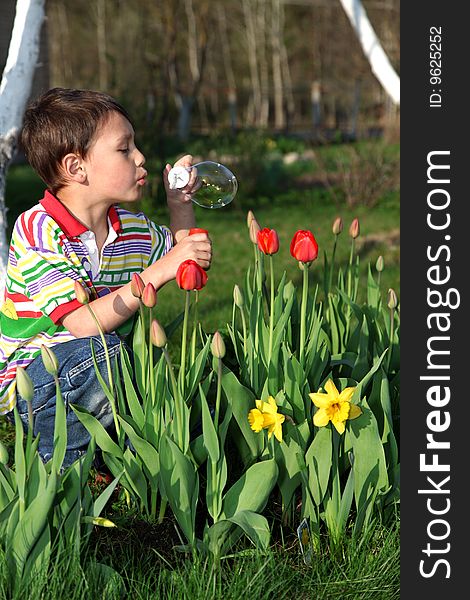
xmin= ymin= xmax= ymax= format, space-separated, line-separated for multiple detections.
xmin=174 ymin=154 xmax=193 ymax=168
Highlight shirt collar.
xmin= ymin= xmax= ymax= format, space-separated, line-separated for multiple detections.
xmin=40 ymin=190 xmax=122 ymax=238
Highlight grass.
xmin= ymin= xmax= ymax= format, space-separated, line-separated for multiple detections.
xmin=0 ymin=518 xmax=400 ymax=599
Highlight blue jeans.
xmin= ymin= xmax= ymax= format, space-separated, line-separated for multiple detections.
xmin=14 ymin=335 xmax=124 ymax=469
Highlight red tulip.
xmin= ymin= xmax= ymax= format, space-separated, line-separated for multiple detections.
xmin=189 ymin=228 xmax=208 ymax=235
xmin=290 ymin=230 xmax=318 ymax=264
xmin=176 ymin=259 xmax=208 ymax=291
xmin=257 ymin=228 xmax=279 ymax=255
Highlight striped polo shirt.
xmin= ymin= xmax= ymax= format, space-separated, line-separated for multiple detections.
xmin=0 ymin=190 xmax=173 ymax=415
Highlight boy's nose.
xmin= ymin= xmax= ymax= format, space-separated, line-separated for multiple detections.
xmin=135 ymin=149 xmax=146 ymax=167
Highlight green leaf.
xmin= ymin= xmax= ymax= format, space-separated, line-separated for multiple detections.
xmin=159 ymin=433 xmax=199 ymax=545
xmin=93 ymin=472 xmax=123 ymax=517
xmin=70 ymin=404 xmax=123 ymax=458
xmin=51 ymin=379 xmax=67 ymax=474
xmin=220 ymin=367 xmax=264 ymax=460
xmin=90 ymin=339 xmax=115 ymax=406
xmin=348 ymin=399 xmax=389 ymax=531
xmin=221 ymin=458 xmax=278 ymax=519
xmin=18 ymin=522 xmax=51 ymax=591
xmin=121 ymin=345 xmax=145 ymax=431
xmin=118 ymin=416 xmax=160 ymax=482
xmin=189 ymin=433 xmax=207 ymax=466
xmin=228 ymin=510 xmax=271 ymax=551
xmin=206 ymin=453 xmax=227 ymax=522
xmin=274 ymin=427 xmax=302 ymax=510
xmin=13 ymin=408 xmax=26 ymax=505
xmin=305 ymin=426 xmax=332 ymax=506
xmin=200 ymin=386 xmax=219 ymax=464
xmin=185 ymin=339 xmax=211 ymax=402
xmin=123 ymin=448 xmax=149 ymax=512
xmin=337 ymin=467 xmax=355 ymax=534
xmin=9 ymin=470 xmax=57 ymax=582
xmin=367 ymin=263 xmax=381 ymax=309
xmin=351 ymin=316 xmax=370 ymax=381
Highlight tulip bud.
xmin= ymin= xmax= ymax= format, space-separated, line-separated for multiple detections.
xmin=332 ymin=216 xmax=343 ymax=235
xmin=0 ymin=441 xmax=9 ymax=465
xmin=247 ymin=210 xmax=256 ymax=229
xmin=233 ymin=284 xmax=244 ymax=308
xmin=349 ymin=218 xmax=360 ymax=239
xmin=150 ymin=319 xmax=167 ymax=348
xmin=16 ymin=366 xmax=34 ymax=401
xmin=41 ymin=345 xmax=59 ymax=376
xmin=131 ymin=273 xmax=145 ymax=299
xmin=142 ymin=283 xmax=157 ymax=308
xmin=387 ymin=288 xmax=398 ymax=310
xmin=211 ymin=331 xmax=226 ymax=359
xmin=74 ymin=280 xmax=89 ymax=305
xmin=376 ymin=255 xmax=384 ymax=273
xmin=249 ymin=218 xmax=261 ymax=245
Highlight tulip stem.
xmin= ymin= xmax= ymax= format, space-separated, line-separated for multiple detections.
xmin=214 ymin=357 xmax=223 ymax=430
xmin=347 ymin=238 xmax=355 ymax=299
xmin=148 ymin=307 xmax=155 ymax=404
xmin=299 ymin=264 xmax=309 ymax=366
xmin=240 ymin=306 xmax=248 ymax=356
xmin=268 ymin=255 xmax=275 ymax=367
xmin=190 ymin=291 xmax=199 ymax=365
xmin=139 ymin=303 xmax=147 ymax=392
xmin=253 ymin=245 xmax=258 ymax=291
xmin=179 ymin=291 xmax=191 ymax=397
xmin=158 ymin=497 xmax=168 ymax=524
xmin=387 ymin=307 xmax=395 ymax=374
xmin=328 ymin=235 xmax=338 ymax=294
xmin=163 ymin=346 xmax=184 ymax=451
xmin=86 ymin=304 xmax=119 ymax=435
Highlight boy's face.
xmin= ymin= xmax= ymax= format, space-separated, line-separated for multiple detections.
xmin=82 ymin=111 xmax=147 ymax=204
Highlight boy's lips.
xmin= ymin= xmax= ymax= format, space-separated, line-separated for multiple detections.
xmin=137 ymin=171 xmax=148 ymax=185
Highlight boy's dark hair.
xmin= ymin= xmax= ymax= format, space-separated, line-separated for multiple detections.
xmin=21 ymin=87 xmax=133 ymax=194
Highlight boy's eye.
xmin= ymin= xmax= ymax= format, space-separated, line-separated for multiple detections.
xmin=119 ymin=148 xmax=129 ymax=153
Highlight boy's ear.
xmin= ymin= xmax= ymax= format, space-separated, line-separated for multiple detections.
xmin=61 ymin=153 xmax=87 ymax=182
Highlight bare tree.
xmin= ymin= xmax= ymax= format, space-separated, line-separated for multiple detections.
xmin=339 ymin=0 xmax=399 ymax=105
xmin=0 ymin=0 xmax=45 ymax=298
xmin=271 ymin=0 xmax=284 ymax=130
xmin=216 ymin=3 xmax=238 ymax=133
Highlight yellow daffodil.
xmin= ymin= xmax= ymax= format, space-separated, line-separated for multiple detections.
xmin=309 ymin=379 xmax=362 ymax=435
xmin=248 ymin=396 xmax=285 ymax=442
xmin=248 ymin=408 xmax=264 ymax=432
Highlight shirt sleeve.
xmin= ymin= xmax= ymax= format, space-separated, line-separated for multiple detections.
xmin=14 ymin=217 xmax=84 ymax=324
xmin=146 ymin=216 xmax=174 ymax=265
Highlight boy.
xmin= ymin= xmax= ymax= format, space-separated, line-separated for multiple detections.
xmin=0 ymin=88 xmax=212 ymax=467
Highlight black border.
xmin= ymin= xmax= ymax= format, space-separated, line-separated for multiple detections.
xmin=401 ymin=3 xmax=466 ymax=596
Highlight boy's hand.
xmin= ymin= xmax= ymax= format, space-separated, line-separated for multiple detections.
xmin=163 ymin=154 xmax=198 ymax=205
xmin=152 ymin=231 xmax=212 ymax=286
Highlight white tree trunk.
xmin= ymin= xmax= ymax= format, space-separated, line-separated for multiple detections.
xmin=0 ymin=0 xmax=46 ymax=300
xmin=338 ymin=0 xmax=400 ymax=106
